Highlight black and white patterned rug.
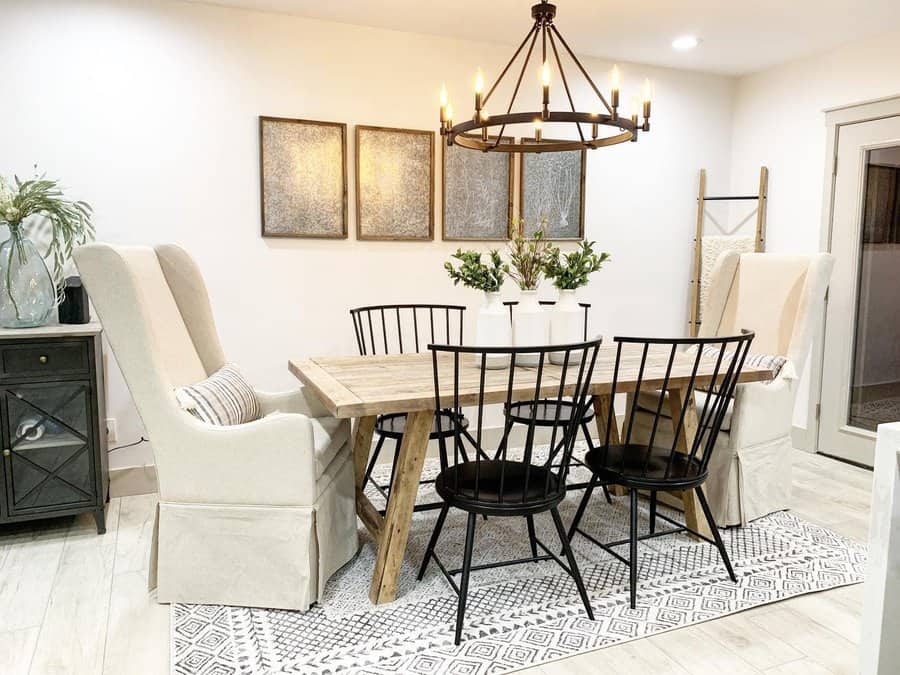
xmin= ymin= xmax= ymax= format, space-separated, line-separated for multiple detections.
xmin=171 ymin=446 xmax=867 ymax=674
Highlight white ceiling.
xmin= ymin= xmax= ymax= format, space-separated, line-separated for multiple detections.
xmin=187 ymin=0 xmax=900 ymax=75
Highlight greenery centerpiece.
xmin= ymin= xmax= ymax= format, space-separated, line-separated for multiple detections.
xmin=444 ymin=249 xmax=505 ymax=292
xmin=503 ymin=218 xmax=554 ymax=361
xmin=444 ymin=248 xmax=509 ymax=368
xmin=543 ymin=240 xmax=611 ymax=290
xmin=504 ymin=217 xmax=553 ymax=291
xmin=0 ymin=172 xmax=94 ymax=328
xmin=544 ymin=240 xmax=611 ymax=362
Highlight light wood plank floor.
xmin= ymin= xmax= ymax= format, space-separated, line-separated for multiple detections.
xmin=0 ymin=451 xmax=872 ymax=675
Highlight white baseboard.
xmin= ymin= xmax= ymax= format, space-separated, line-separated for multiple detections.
xmin=109 ymin=464 xmax=158 ymax=497
xmin=792 ymin=424 xmax=815 ymax=453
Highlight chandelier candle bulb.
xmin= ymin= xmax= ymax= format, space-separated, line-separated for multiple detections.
xmin=534 ymin=119 xmax=543 ymax=143
xmin=541 ymin=60 xmax=551 ymax=119
xmin=642 ymin=78 xmax=652 ymax=129
xmin=630 ymin=95 xmax=640 ymax=141
xmin=474 ymin=68 xmax=484 ymax=116
xmin=610 ymin=65 xmax=621 ymax=117
xmin=440 ymin=84 xmax=448 ymax=123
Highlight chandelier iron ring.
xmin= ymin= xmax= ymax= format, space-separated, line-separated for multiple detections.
xmin=447 ymin=111 xmax=637 ymax=153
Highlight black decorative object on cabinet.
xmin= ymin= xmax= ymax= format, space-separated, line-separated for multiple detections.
xmin=58 ymin=276 xmax=91 ymax=324
xmin=0 ymin=324 xmax=108 ymax=533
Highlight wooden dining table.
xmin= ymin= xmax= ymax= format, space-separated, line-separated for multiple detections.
xmin=289 ymin=344 xmax=773 ymax=605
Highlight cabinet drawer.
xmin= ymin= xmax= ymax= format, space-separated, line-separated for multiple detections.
xmin=0 ymin=341 xmax=90 ymax=378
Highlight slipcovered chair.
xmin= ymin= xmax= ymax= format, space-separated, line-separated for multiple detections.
xmin=73 ymin=243 xmax=359 ymax=610
xmin=628 ymin=252 xmax=834 ymax=525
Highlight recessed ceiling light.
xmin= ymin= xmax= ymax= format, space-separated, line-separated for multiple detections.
xmin=672 ymin=36 xmax=701 ymax=50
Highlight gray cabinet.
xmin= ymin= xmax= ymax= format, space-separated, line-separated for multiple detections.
xmin=0 ymin=325 xmax=108 ymax=533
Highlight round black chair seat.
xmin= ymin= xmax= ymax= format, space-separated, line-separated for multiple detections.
xmin=505 ymin=399 xmax=595 ymax=427
xmin=585 ymin=444 xmax=707 ymax=491
xmin=375 ymin=410 xmax=468 ymax=440
xmin=435 ymin=460 xmax=563 ymax=514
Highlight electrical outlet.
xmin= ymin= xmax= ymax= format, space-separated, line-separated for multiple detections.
xmin=106 ymin=418 xmax=118 ymax=444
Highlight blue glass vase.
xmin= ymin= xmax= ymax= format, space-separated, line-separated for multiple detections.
xmin=0 ymin=228 xmax=55 ymax=328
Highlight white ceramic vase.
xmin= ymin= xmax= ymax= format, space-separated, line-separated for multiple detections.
xmin=512 ymin=290 xmax=550 ymax=366
xmin=550 ymin=289 xmax=584 ymax=364
xmin=475 ymin=291 xmax=512 ymax=369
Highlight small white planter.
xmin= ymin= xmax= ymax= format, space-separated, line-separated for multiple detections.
xmin=550 ymin=289 xmax=584 ymax=364
xmin=475 ymin=291 xmax=512 ymax=369
xmin=512 ymin=290 xmax=550 ymax=366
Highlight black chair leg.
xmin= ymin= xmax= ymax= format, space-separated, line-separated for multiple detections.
xmin=567 ymin=475 xmax=597 ymax=543
xmin=455 ymin=512 xmax=478 ymax=645
xmin=418 ymin=503 xmax=450 ymax=580
xmin=629 ymin=488 xmax=639 ymax=609
xmin=695 ymin=486 xmax=737 ymax=583
xmin=551 ymin=507 xmax=594 ymax=620
xmin=649 ymin=490 xmax=658 ymax=534
xmin=363 ymin=434 xmax=387 ymax=488
xmin=526 ymin=515 xmax=538 ymax=561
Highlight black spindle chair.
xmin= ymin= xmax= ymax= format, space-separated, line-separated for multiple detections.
xmin=502 ymin=300 xmax=611 ymax=502
xmin=419 ymin=339 xmax=602 ymax=645
xmin=349 ymin=304 xmax=474 ymax=511
xmin=566 ymin=331 xmax=754 ymax=608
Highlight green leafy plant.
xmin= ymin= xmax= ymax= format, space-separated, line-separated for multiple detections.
xmin=544 ymin=240 xmax=611 ymax=290
xmin=504 ymin=217 xmax=554 ymax=291
xmin=444 ymin=249 xmax=505 ymax=292
xmin=0 ymin=170 xmax=94 ymax=301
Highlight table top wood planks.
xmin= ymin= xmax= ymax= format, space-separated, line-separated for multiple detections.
xmin=289 ymin=343 xmax=772 ymax=604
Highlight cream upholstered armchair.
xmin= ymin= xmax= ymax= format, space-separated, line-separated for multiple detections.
xmin=630 ymin=252 xmax=834 ymax=526
xmin=73 ymin=243 xmax=359 ymax=610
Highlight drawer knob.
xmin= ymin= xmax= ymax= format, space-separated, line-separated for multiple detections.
xmin=38 ymin=355 xmax=48 ymax=364
xmin=2 ymin=449 xmax=9 ymax=457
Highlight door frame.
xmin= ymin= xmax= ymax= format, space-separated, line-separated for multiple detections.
xmin=809 ymin=94 xmax=900 ymax=457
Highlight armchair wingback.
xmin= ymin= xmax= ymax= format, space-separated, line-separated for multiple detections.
xmin=73 ymin=243 xmax=358 ymax=610
xmin=702 ymin=251 xmax=834 ymax=524
xmin=630 ymin=251 xmax=834 ymax=525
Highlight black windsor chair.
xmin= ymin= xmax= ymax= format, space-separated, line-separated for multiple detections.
xmin=566 ymin=331 xmax=755 ymax=609
xmin=418 ymin=338 xmax=602 ymax=644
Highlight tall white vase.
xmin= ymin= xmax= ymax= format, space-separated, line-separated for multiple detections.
xmin=512 ymin=290 xmax=550 ymax=366
xmin=550 ymin=289 xmax=584 ymax=364
xmin=476 ymin=291 xmax=511 ymax=369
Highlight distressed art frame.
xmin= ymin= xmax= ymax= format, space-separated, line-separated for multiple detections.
xmin=259 ymin=116 xmax=348 ymax=239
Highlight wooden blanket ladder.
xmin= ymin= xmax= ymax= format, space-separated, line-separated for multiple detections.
xmin=689 ymin=166 xmax=769 ymax=336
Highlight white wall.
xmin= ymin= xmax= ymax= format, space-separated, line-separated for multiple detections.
xmin=0 ymin=0 xmax=736 ymax=469
xmin=729 ymin=28 xmax=900 ymax=429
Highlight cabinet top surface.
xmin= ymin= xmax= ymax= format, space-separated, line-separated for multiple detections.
xmin=0 ymin=322 xmax=102 ymax=339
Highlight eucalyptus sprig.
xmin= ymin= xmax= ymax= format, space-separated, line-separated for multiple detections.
xmin=544 ymin=240 xmax=610 ymax=290
xmin=0 ymin=170 xmax=94 ymax=300
xmin=444 ymin=249 xmax=505 ymax=293
xmin=504 ymin=217 xmax=554 ymax=291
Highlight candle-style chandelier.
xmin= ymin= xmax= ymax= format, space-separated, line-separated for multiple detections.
xmin=439 ymin=0 xmax=652 ymax=153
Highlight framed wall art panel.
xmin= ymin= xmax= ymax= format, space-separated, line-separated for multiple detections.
xmin=356 ymin=125 xmax=434 ymax=241
xmin=442 ymin=135 xmax=514 ymax=241
xmin=519 ymin=138 xmax=586 ymax=240
xmin=259 ymin=116 xmax=348 ymax=239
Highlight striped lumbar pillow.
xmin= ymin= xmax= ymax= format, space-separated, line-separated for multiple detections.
xmin=175 ymin=363 xmax=261 ymax=426
xmin=701 ymin=346 xmax=788 ymax=380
